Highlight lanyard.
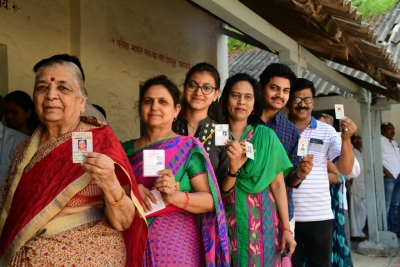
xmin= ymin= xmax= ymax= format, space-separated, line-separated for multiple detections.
xmin=202 ymin=130 xmax=215 ymax=145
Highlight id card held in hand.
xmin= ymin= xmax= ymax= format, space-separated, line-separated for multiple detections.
xmin=143 ymin=150 xmax=165 ymax=177
xmin=297 ymin=139 xmax=309 ymax=157
xmin=335 ymin=104 xmax=344 ymax=119
xmin=144 ymin=189 xmax=166 ymax=216
xmin=215 ymin=124 xmax=229 ymax=146
xmin=245 ymin=141 xmax=254 ymax=160
xmin=72 ymin=132 xmax=93 ymax=163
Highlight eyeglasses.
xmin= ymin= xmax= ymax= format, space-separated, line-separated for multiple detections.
xmin=290 ymin=97 xmax=314 ymax=104
xmin=186 ymin=82 xmax=216 ymax=95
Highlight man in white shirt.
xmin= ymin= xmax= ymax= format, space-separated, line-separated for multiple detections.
xmin=348 ymin=134 xmax=367 ymax=240
xmin=0 ymin=96 xmax=27 ymax=185
xmin=288 ymin=78 xmax=356 ymax=267
xmin=381 ymin=122 xmax=400 ymax=234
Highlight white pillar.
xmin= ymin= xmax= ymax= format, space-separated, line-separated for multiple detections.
xmin=371 ymin=106 xmax=389 ymax=231
xmin=278 ymin=45 xmax=304 ymax=78
xmin=217 ymin=23 xmax=229 ymax=89
xmin=359 ymin=97 xmax=380 ymax=242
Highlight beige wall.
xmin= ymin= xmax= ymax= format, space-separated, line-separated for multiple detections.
xmin=0 ymin=0 xmax=220 ymax=141
xmin=0 ymin=1 xmax=71 ymax=94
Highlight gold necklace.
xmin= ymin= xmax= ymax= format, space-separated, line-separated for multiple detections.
xmin=145 ymin=132 xmax=173 ymax=148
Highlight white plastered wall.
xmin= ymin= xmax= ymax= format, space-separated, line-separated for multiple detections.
xmin=0 ymin=0 xmax=220 ymax=141
xmin=0 ymin=1 xmax=71 ymax=94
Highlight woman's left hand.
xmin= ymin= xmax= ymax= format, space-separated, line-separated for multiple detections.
xmin=81 ymin=152 xmax=119 ymax=191
xmin=281 ymin=229 xmax=296 ymax=256
xmin=153 ymin=169 xmax=176 ymax=205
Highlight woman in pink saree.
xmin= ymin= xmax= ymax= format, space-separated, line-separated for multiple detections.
xmin=122 ymin=75 xmax=229 ymax=266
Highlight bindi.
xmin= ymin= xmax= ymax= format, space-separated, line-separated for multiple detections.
xmin=50 ymin=77 xmax=55 ymax=81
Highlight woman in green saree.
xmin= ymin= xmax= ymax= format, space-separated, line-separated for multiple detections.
xmin=219 ymin=73 xmax=296 ymax=267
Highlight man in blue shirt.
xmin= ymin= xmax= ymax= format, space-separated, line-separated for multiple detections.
xmin=0 ymin=96 xmax=27 ymax=184
xmin=258 ymin=63 xmax=314 ymax=231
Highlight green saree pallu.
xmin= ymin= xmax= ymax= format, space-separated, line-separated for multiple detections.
xmin=224 ymin=124 xmax=293 ymax=267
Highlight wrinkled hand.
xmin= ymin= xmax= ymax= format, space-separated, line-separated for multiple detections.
xmin=153 ymin=169 xmax=176 ymax=205
xmin=81 ymin=152 xmax=119 ymax=192
xmin=340 ymin=117 xmax=357 ymax=139
xmin=297 ymin=154 xmax=314 ymax=178
xmin=225 ymin=140 xmax=246 ymax=172
xmin=281 ymin=230 xmax=296 ymax=256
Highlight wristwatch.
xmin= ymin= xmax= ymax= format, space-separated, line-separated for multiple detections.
xmin=295 ymin=168 xmax=306 ymax=180
xmin=227 ymin=169 xmax=240 ymax=177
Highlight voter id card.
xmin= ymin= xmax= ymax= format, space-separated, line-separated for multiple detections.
xmin=245 ymin=141 xmax=254 ymax=160
xmin=144 ymin=190 xmax=166 ymax=216
xmin=297 ymin=139 xmax=309 ymax=156
xmin=215 ymin=124 xmax=229 ymax=146
xmin=72 ymin=132 xmax=93 ymax=163
xmin=335 ymin=104 xmax=344 ymax=119
xmin=143 ymin=150 xmax=165 ymax=177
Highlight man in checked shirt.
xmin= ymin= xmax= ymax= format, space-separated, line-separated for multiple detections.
xmin=258 ymin=63 xmax=314 ymax=235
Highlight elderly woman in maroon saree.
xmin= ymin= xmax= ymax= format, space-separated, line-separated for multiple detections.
xmin=0 ymin=54 xmax=147 ymax=266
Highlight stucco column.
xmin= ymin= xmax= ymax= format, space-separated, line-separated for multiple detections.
xmin=358 ymin=97 xmax=398 ymax=251
xmin=371 ymin=106 xmax=389 ymax=231
xmin=217 ymin=23 xmax=229 ymax=89
xmin=278 ymin=45 xmax=304 ymax=78
xmin=359 ymin=97 xmax=380 ymax=242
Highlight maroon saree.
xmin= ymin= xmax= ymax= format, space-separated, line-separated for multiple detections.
xmin=0 ymin=119 xmax=147 ymax=266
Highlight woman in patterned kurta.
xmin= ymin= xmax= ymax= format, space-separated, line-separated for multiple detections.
xmin=173 ymin=62 xmax=230 ymax=190
xmin=0 ymin=54 xmax=147 ymax=266
xmin=219 ymin=73 xmax=296 ymax=267
xmin=123 ymin=75 xmax=229 ymax=266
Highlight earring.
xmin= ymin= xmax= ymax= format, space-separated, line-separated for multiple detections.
xmin=81 ymin=108 xmax=85 ymax=114
xmin=173 ymin=117 xmax=177 ymax=122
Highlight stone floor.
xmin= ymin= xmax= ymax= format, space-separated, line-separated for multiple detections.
xmin=352 ymin=240 xmax=400 ymax=267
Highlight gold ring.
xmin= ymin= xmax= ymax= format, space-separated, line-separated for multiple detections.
xmin=97 ymin=168 xmax=102 ymax=174
xmin=167 ymin=182 xmax=169 ymax=188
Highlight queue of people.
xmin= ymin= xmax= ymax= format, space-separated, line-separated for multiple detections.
xmin=0 ymin=53 xmax=362 ymax=267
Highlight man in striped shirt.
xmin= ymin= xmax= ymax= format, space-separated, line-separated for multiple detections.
xmin=288 ymin=78 xmax=356 ymax=267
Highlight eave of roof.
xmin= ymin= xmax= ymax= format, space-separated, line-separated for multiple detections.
xmin=236 ymin=0 xmax=400 ymax=98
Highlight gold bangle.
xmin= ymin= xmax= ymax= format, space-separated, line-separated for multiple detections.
xmin=104 ymin=186 xmax=125 ymax=206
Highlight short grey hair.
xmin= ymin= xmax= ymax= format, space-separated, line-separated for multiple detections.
xmin=35 ymin=60 xmax=88 ymax=99
xmin=322 ymin=113 xmax=334 ymax=125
